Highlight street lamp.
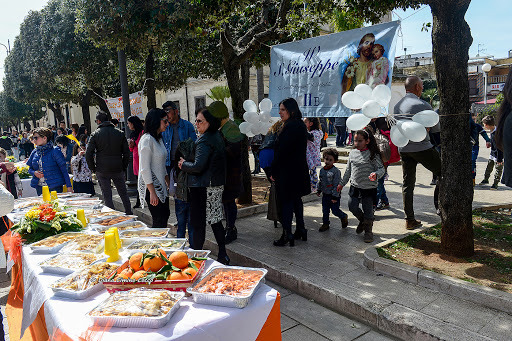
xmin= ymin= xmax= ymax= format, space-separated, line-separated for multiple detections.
xmin=482 ymin=63 xmax=491 ymax=104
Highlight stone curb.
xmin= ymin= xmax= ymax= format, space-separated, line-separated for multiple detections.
xmin=363 ymin=244 xmax=512 ymax=315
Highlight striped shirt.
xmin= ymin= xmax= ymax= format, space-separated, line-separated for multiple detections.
xmin=340 ymin=149 xmax=385 ymax=189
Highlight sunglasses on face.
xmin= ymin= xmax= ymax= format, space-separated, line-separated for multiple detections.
xmin=195 ymin=119 xmax=204 ymax=124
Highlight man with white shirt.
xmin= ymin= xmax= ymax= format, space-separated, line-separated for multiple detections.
xmin=393 ymin=76 xmax=441 ymax=230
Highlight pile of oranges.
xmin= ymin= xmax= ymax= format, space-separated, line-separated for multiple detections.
xmin=114 ymin=249 xmax=205 ymax=282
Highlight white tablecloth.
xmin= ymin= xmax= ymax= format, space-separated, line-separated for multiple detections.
xmin=19 ymin=247 xmax=277 ymax=340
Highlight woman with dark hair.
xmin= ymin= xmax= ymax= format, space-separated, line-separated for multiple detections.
xmin=271 ymin=98 xmax=310 ymax=246
xmin=138 ymin=108 xmax=170 ymax=228
xmin=495 ymin=68 xmax=512 ymax=188
xmin=128 ymin=116 xmax=144 ymax=208
xmin=304 ymin=117 xmax=323 ymax=192
xmin=55 ymin=135 xmax=74 ymax=173
xmin=27 ymin=127 xmax=72 ymax=195
xmin=178 ymin=108 xmax=229 ymax=264
xmin=71 ymin=134 xmax=95 ymax=195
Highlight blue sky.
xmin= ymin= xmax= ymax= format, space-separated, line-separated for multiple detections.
xmin=393 ymin=1 xmax=510 ymax=58
xmin=0 ymin=1 xmax=509 ymax=91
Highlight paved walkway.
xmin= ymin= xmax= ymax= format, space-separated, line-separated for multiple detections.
xmin=84 ymin=138 xmax=512 ymax=340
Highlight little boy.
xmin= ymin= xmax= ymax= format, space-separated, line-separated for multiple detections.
xmin=0 ymin=148 xmax=22 ymax=198
xmin=317 ymin=148 xmax=348 ymax=232
xmin=479 ymin=116 xmax=503 ymax=190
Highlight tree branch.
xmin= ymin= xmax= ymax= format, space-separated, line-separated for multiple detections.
xmin=236 ymin=0 xmax=271 ymax=47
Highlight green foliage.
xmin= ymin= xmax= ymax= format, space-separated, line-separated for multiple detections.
xmin=207 ymin=86 xmax=231 ymax=104
xmin=421 ymin=88 xmax=439 ymax=108
xmin=343 ymin=0 xmax=422 ymax=24
xmin=331 ymin=8 xmax=364 ymax=32
xmin=480 ymin=92 xmax=504 ymax=120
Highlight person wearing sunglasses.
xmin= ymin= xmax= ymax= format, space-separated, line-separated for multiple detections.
xmin=26 ymin=127 xmax=72 ymax=196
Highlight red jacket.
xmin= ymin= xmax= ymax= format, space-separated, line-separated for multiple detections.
xmin=381 ymin=130 xmax=400 ymax=166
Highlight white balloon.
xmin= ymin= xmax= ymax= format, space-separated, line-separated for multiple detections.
xmin=354 ymin=84 xmax=373 ymax=101
xmin=390 ymin=124 xmax=409 ymax=147
xmin=400 ymin=120 xmax=427 ymax=142
xmin=243 ymin=100 xmax=258 ymax=113
xmin=239 ymin=122 xmax=251 ymax=134
xmin=260 ymin=111 xmax=271 ymax=122
xmin=372 ymin=84 xmax=392 ymax=107
xmin=243 ymin=111 xmax=259 ymax=124
xmin=342 ymin=91 xmax=365 ymax=110
xmin=259 ymin=98 xmax=272 ymax=112
xmin=361 ymin=100 xmax=382 ymax=118
xmin=346 ymin=114 xmax=371 ymax=131
xmin=412 ymin=110 xmax=439 ymax=127
xmin=251 ymin=122 xmax=262 ymax=135
xmin=246 ymin=131 xmax=255 ymax=138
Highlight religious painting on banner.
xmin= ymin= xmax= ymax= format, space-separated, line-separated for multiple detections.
xmin=268 ymin=21 xmax=400 ymax=117
xmin=105 ymin=91 xmax=144 ymax=122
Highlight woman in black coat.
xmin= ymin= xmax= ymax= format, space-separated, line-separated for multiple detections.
xmin=271 ymin=98 xmax=311 ymax=246
xmin=178 ymin=108 xmax=229 ymax=264
xmin=495 ymin=68 xmax=512 ymax=188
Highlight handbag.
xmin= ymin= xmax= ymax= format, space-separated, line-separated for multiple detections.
xmin=266 ymin=182 xmax=280 ymax=222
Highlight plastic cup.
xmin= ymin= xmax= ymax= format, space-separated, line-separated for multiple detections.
xmin=110 ymin=227 xmax=122 ymax=249
xmin=50 ymin=191 xmax=58 ymax=201
xmin=76 ymin=209 xmax=86 ymax=227
xmin=63 ymin=185 xmax=68 ymax=193
xmin=42 ymin=186 xmax=51 ymax=202
xmin=104 ymin=232 xmax=119 ymax=262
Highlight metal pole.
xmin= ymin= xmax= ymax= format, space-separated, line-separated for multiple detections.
xmin=117 ymin=50 xmax=137 ymax=188
xmin=484 ymin=71 xmax=487 ymax=104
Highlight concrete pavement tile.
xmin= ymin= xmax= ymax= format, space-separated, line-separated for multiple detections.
xmin=419 ymin=295 xmax=496 ymax=333
xmin=266 ymin=281 xmax=293 ymax=297
xmin=337 ymin=268 xmax=439 ymax=311
xmin=353 ymin=330 xmax=398 ymax=341
xmin=373 ymin=257 xmax=419 ymax=284
xmin=280 ymin=313 xmax=299 ymax=332
xmin=282 ymin=325 xmax=330 ymax=341
xmin=379 ymin=303 xmax=494 ymax=341
xmin=281 ymin=294 xmax=371 ymax=341
xmin=478 ymin=312 xmax=512 ymax=341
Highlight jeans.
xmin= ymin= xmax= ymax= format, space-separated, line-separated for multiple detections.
xmin=223 ymin=200 xmax=238 ymax=228
xmin=335 ymin=126 xmax=347 ymax=147
xmin=376 ymin=175 xmax=388 ymax=204
xmin=471 ymin=144 xmax=479 ymax=179
xmin=145 ymin=189 xmax=170 ymax=228
xmin=36 ymin=185 xmax=63 ymax=196
xmin=280 ymin=197 xmax=305 ymax=239
xmin=96 ymin=171 xmax=133 ymax=215
xmin=348 ymin=186 xmax=376 ymax=221
xmin=322 ymin=194 xmax=347 ymax=224
xmin=189 ymin=187 xmax=226 ymax=254
xmin=400 ymin=148 xmax=441 ymax=220
xmin=175 ymin=198 xmax=192 ymax=239
xmin=483 ymin=159 xmax=504 ymax=185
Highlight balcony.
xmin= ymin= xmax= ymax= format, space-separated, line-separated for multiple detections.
xmin=488 ymin=75 xmax=508 ymax=83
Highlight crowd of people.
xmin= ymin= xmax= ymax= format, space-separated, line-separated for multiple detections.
xmin=1 ymin=71 xmax=512 ymax=254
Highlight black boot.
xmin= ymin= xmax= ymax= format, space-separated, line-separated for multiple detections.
xmin=133 ymin=195 xmax=141 ymax=209
xmin=225 ymin=226 xmax=238 ymax=244
xmin=274 ymin=231 xmax=294 ymax=247
xmin=363 ymin=219 xmax=374 ymax=243
xmin=293 ymin=228 xmax=307 ymax=241
xmin=355 ymin=215 xmax=365 ymax=234
xmin=211 ymin=222 xmax=230 ymax=263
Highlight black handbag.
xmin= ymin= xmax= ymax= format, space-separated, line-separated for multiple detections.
xmin=266 ymin=182 xmax=280 ymax=222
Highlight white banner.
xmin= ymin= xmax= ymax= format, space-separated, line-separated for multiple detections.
xmin=105 ymin=91 xmax=144 ymax=121
xmin=269 ymin=21 xmax=400 ymax=117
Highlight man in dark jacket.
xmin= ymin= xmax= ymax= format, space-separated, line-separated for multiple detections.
xmin=209 ymin=101 xmax=243 ymax=244
xmin=86 ymin=111 xmax=132 ymax=214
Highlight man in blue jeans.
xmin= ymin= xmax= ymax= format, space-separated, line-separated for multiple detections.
xmin=162 ymin=101 xmax=196 ymax=240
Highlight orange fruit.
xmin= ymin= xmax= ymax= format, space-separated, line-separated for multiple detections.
xmin=115 ymin=273 xmax=129 ymax=280
xmin=167 ymin=271 xmax=188 ymax=281
xmin=129 ymin=252 xmax=144 ymax=271
xmin=143 ymin=254 xmax=166 ymax=272
xmin=120 ymin=268 xmax=133 ymax=279
xmin=182 ymin=267 xmax=197 ymax=279
xmin=190 ymin=259 xmax=203 ymax=269
xmin=168 ymin=251 xmax=189 ymax=269
xmin=131 ymin=270 xmax=147 ymax=281
xmin=150 ymin=248 xmax=167 ymax=259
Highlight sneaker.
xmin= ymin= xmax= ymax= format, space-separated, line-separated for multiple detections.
xmin=490 ymin=184 xmax=498 ymax=190
xmin=319 ymin=223 xmax=330 ymax=232
xmin=406 ymin=219 xmax=422 ymax=230
xmin=376 ymin=202 xmax=390 ymax=210
xmin=340 ymin=215 xmax=348 ymax=229
xmin=479 ymin=180 xmax=489 ymax=185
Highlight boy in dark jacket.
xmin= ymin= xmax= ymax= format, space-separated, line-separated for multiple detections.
xmin=479 ymin=116 xmax=504 ymax=190
xmin=317 ymin=148 xmax=348 ymax=231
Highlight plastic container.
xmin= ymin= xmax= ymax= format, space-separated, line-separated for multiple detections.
xmin=39 ymin=252 xmax=105 ymax=275
xmin=125 ymin=238 xmax=187 ymax=252
xmin=29 ymin=232 xmax=87 ymax=254
xmin=187 ymin=266 xmax=268 ymax=309
xmin=93 ymin=219 xmax=145 ymax=234
xmin=87 ymin=289 xmax=185 ymax=328
xmin=59 ymin=234 xmax=105 ymax=253
xmin=120 ymin=228 xmax=170 ymax=240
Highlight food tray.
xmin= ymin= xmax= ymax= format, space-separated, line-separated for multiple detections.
xmin=187 ymin=266 xmax=267 ymax=309
xmin=39 ymin=253 xmax=105 ymax=275
xmin=59 ymin=234 xmax=105 ymax=253
xmin=29 ymin=232 xmax=87 ymax=254
xmin=87 ymin=289 xmax=185 ymax=328
xmin=103 ymin=250 xmax=210 ymax=293
xmin=125 ymin=238 xmax=187 ymax=252
xmin=50 ymin=262 xmax=120 ymax=299
xmin=87 ymin=211 xmax=125 ymax=222
xmin=120 ymin=228 xmax=170 ymax=240
xmin=94 ymin=220 xmax=147 ymax=234
xmin=91 ymin=216 xmax=139 ymax=231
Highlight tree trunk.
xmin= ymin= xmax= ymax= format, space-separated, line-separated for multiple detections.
xmin=91 ymin=88 xmax=111 ymax=118
xmin=48 ymin=102 xmax=64 ymax=126
xmin=430 ymin=0 xmax=474 ymax=257
xmin=238 ymin=61 xmax=252 ymax=204
xmin=79 ymin=90 xmax=93 ymax=133
xmin=145 ymin=48 xmax=157 ymax=110
xmin=257 ymin=66 xmax=264 ymax=103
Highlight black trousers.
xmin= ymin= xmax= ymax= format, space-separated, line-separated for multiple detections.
xmin=145 ymin=189 xmax=170 ymax=228
xmin=189 ymin=187 xmax=226 ymax=253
